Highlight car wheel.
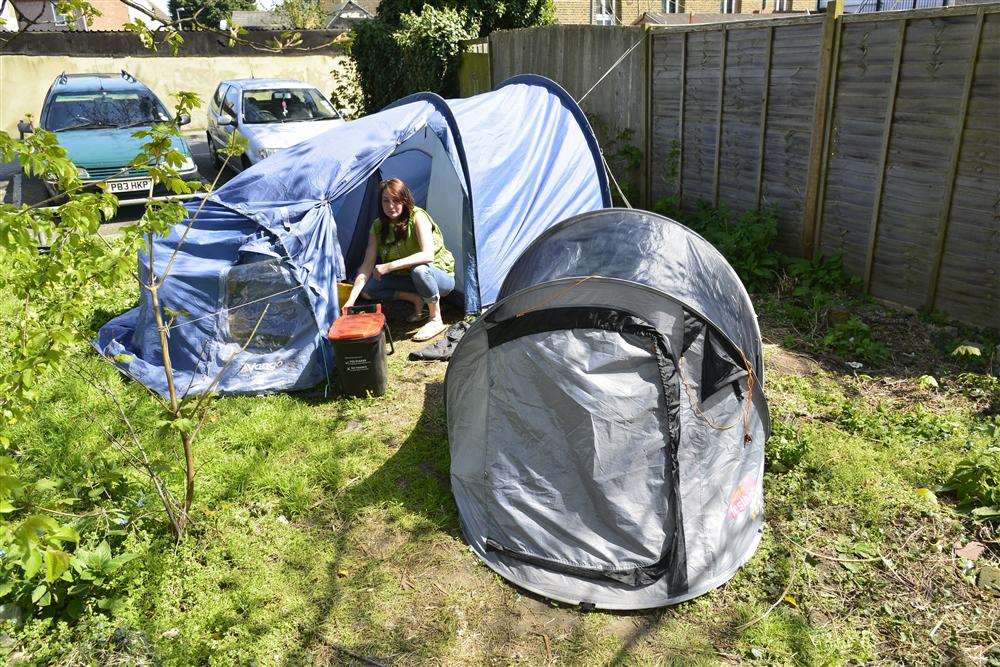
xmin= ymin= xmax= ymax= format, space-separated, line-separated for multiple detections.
xmin=207 ymin=133 xmax=223 ymax=171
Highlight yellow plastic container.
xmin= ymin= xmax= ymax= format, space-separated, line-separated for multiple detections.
xmin=337 ymin=281 xmax=354 ymax=305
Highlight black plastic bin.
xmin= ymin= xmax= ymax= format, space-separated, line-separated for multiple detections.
xmin=327 ymin=304 xmax=394 ymax=397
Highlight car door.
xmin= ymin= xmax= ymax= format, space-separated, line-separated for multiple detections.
xmin=220 ymin=86 xmax=243 ymax=170
xmin=207 ymin=83 xmax=229 ymax=147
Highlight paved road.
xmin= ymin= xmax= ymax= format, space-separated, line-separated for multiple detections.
xmin=1 ymin=132 xmax=232 ymax=232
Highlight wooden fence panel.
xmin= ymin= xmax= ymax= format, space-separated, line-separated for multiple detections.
xmin=648 ymin=19 xmax=824 ymax=252
xmin=679 ymin=29 xmax=724 ymax=207
xmin=867 ymin=13 xmax=982 ymax=309
xmin=819 ymin=19 xmax=908 ymax=277
xmin=933 ymin=10 xmax=1000 ymax=328
xmin=718 ymin=27 xmax=772 ymax=216
xmin=759 ymin=21 xmax=824 ymax=254
xmin=481 ymin=7 xmax=999 ymax=328
xmin=648 ymin=33 xmax=685 ymax=204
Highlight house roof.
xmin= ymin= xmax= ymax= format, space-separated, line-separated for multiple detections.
xmin=230 ymin=10 xmax=291 ymax=29
xmin=231 ymin=1 xmax=372 ymax=30
xmin=325 ymin=0 xmax=372 ymax=28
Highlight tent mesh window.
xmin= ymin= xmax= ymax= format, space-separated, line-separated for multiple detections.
xmin=223 ymin=258 xmax=313 ymax=353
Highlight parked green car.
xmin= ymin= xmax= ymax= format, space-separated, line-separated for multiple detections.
xmin=31 ymin=71 xmax=202 ymax=204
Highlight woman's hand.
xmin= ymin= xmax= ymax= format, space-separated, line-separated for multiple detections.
xmin=373 ymin=263 xmax=392 ymax=278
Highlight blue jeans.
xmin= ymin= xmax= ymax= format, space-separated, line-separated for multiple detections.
xmin=364 ymin=264 xmax=455 ymax=304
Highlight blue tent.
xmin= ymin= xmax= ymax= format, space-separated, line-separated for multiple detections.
xmin=95 ymin=75 xmax=612 ymax=396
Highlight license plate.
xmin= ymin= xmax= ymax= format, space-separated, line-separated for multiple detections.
xmin=107 ymin=178 xmax=152 ymax=193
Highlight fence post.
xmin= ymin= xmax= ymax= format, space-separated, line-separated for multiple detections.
xmin=811 ymin=15 xmax=844 ymax=256
xmin=800 ymin=0 xmax=843 ymax=259
xmin=755 ymin=26 xmax=774 ymax=210
xmin=677 ymin=32 xmax=687 ymax=208
xmin=712 ymin=26 xmax=728 ymax=208
xmin=862 ymin=18 xmax=907 ymax=292
xmin=644 ymin=26 xmax=653 ymax=209
xmin=924 ymin=8 xmax=985 ymax=312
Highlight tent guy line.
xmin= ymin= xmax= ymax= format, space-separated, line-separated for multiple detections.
xmin=165 ymin=284 xmax=305 ymax=331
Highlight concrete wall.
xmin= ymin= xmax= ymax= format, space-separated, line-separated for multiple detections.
xmin=0 ymin=54 xmax=350 ymax=135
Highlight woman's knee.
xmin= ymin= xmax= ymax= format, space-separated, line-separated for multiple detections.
xmin=410 ymin=265 xmax=439 ymax=302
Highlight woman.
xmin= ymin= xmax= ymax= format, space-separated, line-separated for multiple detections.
xmin=343 ymin=178 xmax=455 ymax=342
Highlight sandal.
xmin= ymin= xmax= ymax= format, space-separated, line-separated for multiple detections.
xmin=413 ymin=319 xmax=448 ymax=342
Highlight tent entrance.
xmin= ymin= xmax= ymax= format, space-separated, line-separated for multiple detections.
xmin=339 ymin=126 xmax=469 ymax=296
xmin=481 ymin=306 xmax=684 ymax=587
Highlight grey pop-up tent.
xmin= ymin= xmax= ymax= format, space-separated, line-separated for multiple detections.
xmin=445 ymin=208 xmax=770 ymax=610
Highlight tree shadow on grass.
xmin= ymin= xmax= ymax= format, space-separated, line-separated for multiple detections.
xmin=286 ymin=379 xmax=461 ymax=665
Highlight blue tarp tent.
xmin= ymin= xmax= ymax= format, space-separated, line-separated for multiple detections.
xmin=95 ymin=75 xmax=612 ymax=396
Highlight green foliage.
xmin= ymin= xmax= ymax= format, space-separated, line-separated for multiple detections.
xmin=764 ymin=420 xmax=809 ymax=474
xmin=822 ymin=317 xmax=890 ymax=367
xmin=947 ymin=445 xmax=1000 ymax=520
xmin=329 ymin=58 xmax=365 ymax=119
xmin=375 ymin=0 xmax=553 ymax=35
xmin=354 ymin=6 xmax=476 ymax=110
xmin=656 ymin=201 xmax=781 ymax=293
xmin=353 ymin=0 xmax=551 ymax=113
xmin=0 ymin=85 xmax=219 ymax=619
xmin=650 ymin=193 xmax=893 ymax=365
xmin=395 ymin=5 xmax=478 ymax=97
xmin=0 ymin=455 xmax=137 ymax=619
xmin=274 ymin=0 xmax=327 ymax=29
xmin=167 ymin=0 xmax=255 ymax=29
xmin=352 ymin=18 xmax=406 ymax=112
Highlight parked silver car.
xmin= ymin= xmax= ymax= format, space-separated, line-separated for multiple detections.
xmin=206 ymin=78 xmax=346 ymax=173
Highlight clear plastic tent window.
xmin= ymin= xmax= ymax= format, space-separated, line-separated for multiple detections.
xmin=222 ymin=258 xmax=313 ymax=353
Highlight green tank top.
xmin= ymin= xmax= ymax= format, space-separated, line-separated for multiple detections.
xmin=371 ymin=207 xmax=455 ymax=274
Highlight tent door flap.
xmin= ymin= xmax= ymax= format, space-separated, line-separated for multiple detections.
xmin=482 ymin=306 xmax=687 ymax=589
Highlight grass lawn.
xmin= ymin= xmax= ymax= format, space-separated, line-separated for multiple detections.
xmin=2 ymin=275 xmax=998 ymax=665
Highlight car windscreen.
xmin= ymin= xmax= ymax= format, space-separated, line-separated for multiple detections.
xmin=241 ymin=88 xmax=339 ymax=124
xmin=44 ymin=91 xmax=171 ymax=132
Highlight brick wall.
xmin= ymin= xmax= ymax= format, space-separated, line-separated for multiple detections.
xmin=619 ymin=0 xmax=662 ymax=23
xmin=553 ymin=0 xmax=593 ymax=23
xmin=87 ymin=0 xmax=131 ymax=29
xmin=552 ymin=0 xmax=812 ymax=22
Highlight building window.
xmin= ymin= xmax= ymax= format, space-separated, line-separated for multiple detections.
xmin=721 ymin=0 xmax=740 ymax=11
xmin=51 ymin=1 xmax=69 ymax=25
xmin=774 ymin=0 xmax=791 ymax=9
xmin=664 ymin=0 xmax=682 ymax=12
xmin=594 ymin=0 xmax=616 ymax=25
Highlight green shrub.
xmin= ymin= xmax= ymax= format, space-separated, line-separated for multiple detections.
xmin=765 ymin=420 xmax=809 ymax=473
xmin=352 ymin=18 xmax=405 ymax=113
xmin=668 ymin=202 xmax=781 ymax=293
xmin=375 ymin=0 xmax=553 ymax=34
xmin=395 ymin=5 xmax=478 ymax=97
xmin=329 ymin=57 xmax=365 ymax=119
xmin=948 ymin=445 xmax=1000 ymax=521
xmin=822 ymin=317 xmax=890 ymax=367
xmin=0 ymin=455 xmax=139 ymax=620
xmin=786 ymin=253 xmax=859 ymax=297
xmin=351 ymin=0 xmax=552 ymax=114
